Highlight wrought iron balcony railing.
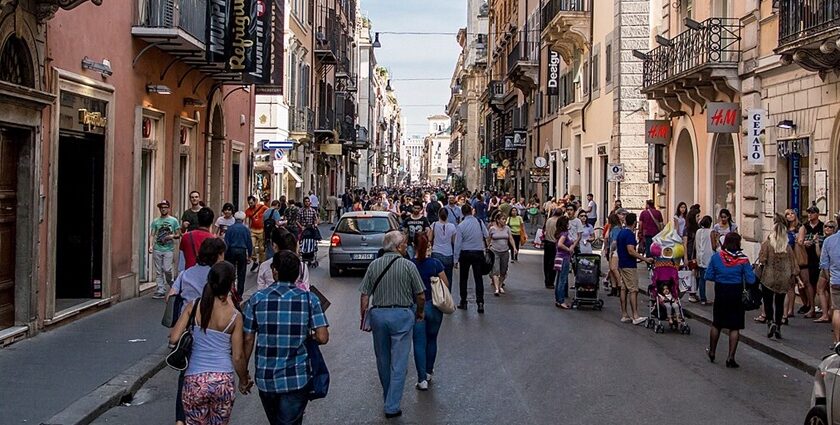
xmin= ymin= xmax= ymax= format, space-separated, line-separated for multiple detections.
xmin=778 ymin=0 xmax=840 ymax=46
xmin=641 ymin=18 xmax=741 ymax=90
xmin=541 ymin=0 xmax=587 ymax=31
xmin=289 ymin=107 xmax=314 ymax=134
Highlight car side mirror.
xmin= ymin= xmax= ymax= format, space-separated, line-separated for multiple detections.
xmin=330 ymin=226 xmax=335 ymax=231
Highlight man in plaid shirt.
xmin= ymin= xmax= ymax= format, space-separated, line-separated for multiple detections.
xmin=299 ymin=197 xmax=320 ymax=228
xmin=243 ymin=251 xmax=329 ymax=424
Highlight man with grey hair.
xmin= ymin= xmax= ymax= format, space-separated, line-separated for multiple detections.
xmin=359 ymin=230 xmax=426 ymax=419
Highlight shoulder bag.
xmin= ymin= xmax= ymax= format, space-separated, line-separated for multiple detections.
xmin=479 ymin=220 xmax=495 ymax=276
xmin=741 ymin=265 xmax=763 ymax=311
xmin=430 ymin=275 xmax=455 ymax=314
xmin=360 ymin=256 xmax=400 ymax=332
xmin=161 ymin=288 xmax=184 ymax=328
xmin=305 ymin=292 xmax=330 ymax=400
xmin=165 ymin=301 xmax=199 ymax=371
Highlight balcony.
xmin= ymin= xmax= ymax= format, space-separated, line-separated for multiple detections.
xmin=640 ymin=18 xmax=741 ymax=113
xmin=506 ymin=35 xmax=539 ymax=91
xmin=484 ymin=80 xmax=505 ymax=106
xmin=316 ymin=105 xmax=335 ymax=133
xmin=133 ymin=0 xmax=206 ymax=53
xmin=777 ymin=0 xmax=840 ymax=72
xmin=36 ymin=0 xmax=103 ymax=20
xmin=540 ymin=0 xmax=590 ymax=64
xmin=315 ymin=9 xmax=339 ymax=64
xmin=289 ymin=107 xmax=314 ymax=137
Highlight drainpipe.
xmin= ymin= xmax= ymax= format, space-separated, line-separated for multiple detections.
xmin=581 ymin=0 xmax=594 ymax=132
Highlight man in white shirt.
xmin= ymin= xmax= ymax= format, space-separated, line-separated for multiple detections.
xmin=566 ymin=204 xmax=584 ymax=243
xmin=585 ymin=193 xmax=598 ymax=226
xmin=308 ymin=191 xmax=320 ymax=209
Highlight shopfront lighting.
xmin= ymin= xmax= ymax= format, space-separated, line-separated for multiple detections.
xmin=146 ymin=84 xmax=172 ymax=95
xmin=81 ymin=56 xmax=112 ymax=77
xmin=777 ymin=119 xmax=796 ymax=130
xmin=373 ymin=32 xmax=381 ymax=48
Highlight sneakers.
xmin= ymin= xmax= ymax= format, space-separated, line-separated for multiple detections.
xmin=152 ymin=292 xmax=166 ymax=299
xmin=457 ymin=302 xmax=468 ymax=310
xmin=426 ymin=373 xmax=433 ymax=383
xmin=415 ymin=380 xmax=429 ymax=391
xmin=632 ymin=317 xmax=647 ymax=325
xmin=620 ymin=317 xmax=632 ymax=323
xmin=688 ymin=294 xmax=699 ymax=303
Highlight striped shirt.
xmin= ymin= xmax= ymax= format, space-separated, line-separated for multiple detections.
xmin=454 ymin=215 xmax=489 ymax=262
xmin=358 ymin=252 xmax=425 ymax=307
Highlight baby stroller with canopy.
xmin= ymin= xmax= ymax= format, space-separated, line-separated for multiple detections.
xmin=300 ymin=226 xmax=321 ymax=269
xmin=571 ymin=254 xmax=604 ymax=310
xmin=645 ymin=259 xmax=690 ymax=334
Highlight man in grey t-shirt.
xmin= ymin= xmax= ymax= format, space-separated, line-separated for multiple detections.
xmin=585 ymin=193 xmax=598 ymax=226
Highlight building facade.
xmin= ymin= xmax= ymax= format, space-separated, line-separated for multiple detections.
xmin=425 ymin=114 xmax=451 ymax=185
xmin=0 ymin=0 xmax=257 ymax=341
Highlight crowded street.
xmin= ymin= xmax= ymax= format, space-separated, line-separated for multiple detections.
xmin=90 ymin=242 xmax=811 ymax=425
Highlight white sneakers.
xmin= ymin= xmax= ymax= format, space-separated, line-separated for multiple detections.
xmin=426 ymin=373 xmax=433 ymax=383
xmin=415 ymin=380 xmax=429 ymax=391
xmin=632 ymin=317 xmax=647 ymax=325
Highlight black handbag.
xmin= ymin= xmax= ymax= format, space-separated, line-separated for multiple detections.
xmin=165 ymin=302 xmax=199 ymax=371
xmin=741 ymin=266 xmax=763 ymax=311
xmin=479 ymin=220 xmax=494 ymax=276
xmin=305 ymin=293 xmax=330 ymax=400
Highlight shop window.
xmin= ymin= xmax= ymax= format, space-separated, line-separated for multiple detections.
xmin=712 ymin=134 xmax=737 ymax=220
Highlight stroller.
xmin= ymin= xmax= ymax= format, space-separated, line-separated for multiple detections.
xmin=571 ymin=254 xmax=604 ymax=310
xmin=645 ymin=259 xmax=691 ymax=335
xmin=300 ymin=226 xmax=321 ymax=269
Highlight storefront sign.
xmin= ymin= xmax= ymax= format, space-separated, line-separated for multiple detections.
xmin=707 ymin=102 xmax=740 ymax=133
xmin=244 ymin=0 xmax=272 ymax=83
xmin=319 ymin=143 xmax=342 ymax=155
xmin=790 ymin=153 xmax=801 ymax=214
xmin=512 ymin=131 xmax=526 ymax=148
xmin=227 ymin=0 xmax=256 ymax=72
xmin=645 ymin=120 xmax=671 ymax=145
xmin=254 ymin=0 xmax=284 ymax=94
xmin=746 ymin=108 xmax=765 ymax=165
xmin=504 ymin=135 xmax=516 ymax=151
xmin=547 ymin=50 xmax=561 ymax=96
xmin=206 ymin=0 xmax=229 ymax=64
xmin=78 ymin=109 xmax=107 ymax=129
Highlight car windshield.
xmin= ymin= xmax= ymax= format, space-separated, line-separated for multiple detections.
xmin=335 ymin=217 xmax=392 ymax=234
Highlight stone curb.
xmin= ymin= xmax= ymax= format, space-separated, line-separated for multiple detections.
xmin=43 ymin=344 xmax=169 ymax=425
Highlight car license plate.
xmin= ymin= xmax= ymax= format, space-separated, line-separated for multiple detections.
xmin=352 ymin=254 xmax=375 ymax=261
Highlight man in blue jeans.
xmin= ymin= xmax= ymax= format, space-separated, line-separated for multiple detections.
xmin=359 ymin=231 xmax=426 ymax=419
xmin=243 ymin=251 xmax=329 ymax=425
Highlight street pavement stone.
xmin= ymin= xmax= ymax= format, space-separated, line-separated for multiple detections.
xmin=93 ymin=247 xmax=813 ymax=425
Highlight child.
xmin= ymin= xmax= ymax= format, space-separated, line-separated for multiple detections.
xmin=657 ymin=283 xmax=679 ymax=325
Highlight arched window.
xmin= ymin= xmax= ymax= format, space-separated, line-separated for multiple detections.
xmin=712 ymin=134 xmax=737 ymax=219
xmin=0 ymin=35 xmax=34 ymax=88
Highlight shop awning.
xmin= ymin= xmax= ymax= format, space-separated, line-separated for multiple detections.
xmin=286 ymin=167 xmax=304 ymax=184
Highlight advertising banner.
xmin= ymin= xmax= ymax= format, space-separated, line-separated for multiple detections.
xmin=206 ymin=0 xmax=229 ymax=64
xmin=254 ymin=0 xmax=284 ymax=94
xmin=547 ymin=50 xmax=561 ymax=96
xmin=707 ymin=102 xmax=740 ymax=133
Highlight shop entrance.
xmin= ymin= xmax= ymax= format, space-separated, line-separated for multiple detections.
xmin=0 ymin=127 xmax=25 ymax=328
xmin=712 ymin=133 xmax=737 ymax=219
xmin=674 ymin=129 xmax=696 ymax=206
xmin=56 ymin=132 xmax=104 ymax=309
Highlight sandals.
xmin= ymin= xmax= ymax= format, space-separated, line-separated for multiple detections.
xmin=555 ymin=302 xmax=571 ymax=309
xmin=754 ymin=315 xmax=767 ymax=324
xmin=814 ymin=317 xmax=831 ymax=323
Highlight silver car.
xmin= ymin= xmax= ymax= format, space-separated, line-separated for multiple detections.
xmin=806 ymin=346 xmax=840 ymax=425
xmin=328 ymin=211 xmax=400 ymax=277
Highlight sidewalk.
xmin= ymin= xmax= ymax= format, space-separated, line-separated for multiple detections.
xmin=632 ymin=268 xmax=826 ymax=375
xmin=0 ymin=295 xmax=169 ymax=424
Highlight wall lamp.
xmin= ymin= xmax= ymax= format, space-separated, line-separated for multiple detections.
xmin=777 ymin=119 xmax=796 ymax=130
xmin=373 ymin=32 xmax=381 ymax=48
xmin=82 ymin=56 xmax=112 ymax=77
xmin=655 ymin=35 xmax=672 ymax=47
xmin=684 ymin=17 xmax=704 ymax=30
xmin=146 ymin=84 xmax=172 ymax=95
xmin=632 ymin=49 xmax=649 ymax=60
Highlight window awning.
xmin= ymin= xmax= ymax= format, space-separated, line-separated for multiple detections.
xmin=286 ymin=167 xmax=304 ymax=184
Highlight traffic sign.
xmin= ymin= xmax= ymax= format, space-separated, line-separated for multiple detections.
xmin=607 ymin=163 xmax=625 ymax=182
xmin=262 ymin=139 xmax=295 ymax=150
xmin=274 ymin=149 xmax=285 ymax=160
xmin=502 ymin=159 xmax=510 ymax=167
xmin=272 ymin=160 xmax=284 ymax=175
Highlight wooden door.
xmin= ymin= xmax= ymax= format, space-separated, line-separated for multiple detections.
xmin=0 ymin=129 xmax=20 ymax=328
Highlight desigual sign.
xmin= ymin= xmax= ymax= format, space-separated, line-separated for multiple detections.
xmin=547 ymin=50 xmax=561 ymax=96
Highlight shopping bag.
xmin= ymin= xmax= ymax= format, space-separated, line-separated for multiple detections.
xmin=430 ymin=276 xmax=455 ymax=314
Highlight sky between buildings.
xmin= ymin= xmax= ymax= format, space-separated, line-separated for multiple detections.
xmin=360 ymin=0 xmax=466 ymax=137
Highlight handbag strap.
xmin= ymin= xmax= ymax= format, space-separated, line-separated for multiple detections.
xmin=369 ymin=256 xmax=400 ymax=301
xmin=188 ymin=301 xmax=199 ymax=330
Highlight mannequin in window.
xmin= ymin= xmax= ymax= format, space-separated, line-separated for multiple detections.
xmin=725 ymin=180 xmax=736 ymax=218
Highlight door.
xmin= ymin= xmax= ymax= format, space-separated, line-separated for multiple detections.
xmin=139 ymin=150 xmax=153 ymax=282
xmin=0 ymin=129 xmax=21 ymax=328
xmin=231 ymin=153 xmax=240 ymax=209
xmin=56 ymin=133 xmax=104 ymax=302
xmin=601 ymin=156 xmax=609 ymax=222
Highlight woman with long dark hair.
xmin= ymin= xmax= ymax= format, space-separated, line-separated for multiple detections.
xmin=411 ymin=233 xmax=448 ymax=390
xmin=705 ymin=233 xmax=756 ymax=368
xmin=783 ymin=209 xmax=801 ymax=321
xmin=170 ymin=262 xmax=250 ymax=424
xmin=673 ymin=202 xmax=688 ymax=238
xmin=605 ymin=213 xmax=622 ymax=297
xmin=553 ymin=216 xmax=575 ymax=309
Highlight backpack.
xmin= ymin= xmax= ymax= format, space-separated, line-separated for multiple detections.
xmin=264 ymin=208 xmax=280 ymax=240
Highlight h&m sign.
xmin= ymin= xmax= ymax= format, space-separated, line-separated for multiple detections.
xmin=707 ymin=102 xmax=740 ymax=133
xmin=644 ymin=120 xmax=671 ymax=145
